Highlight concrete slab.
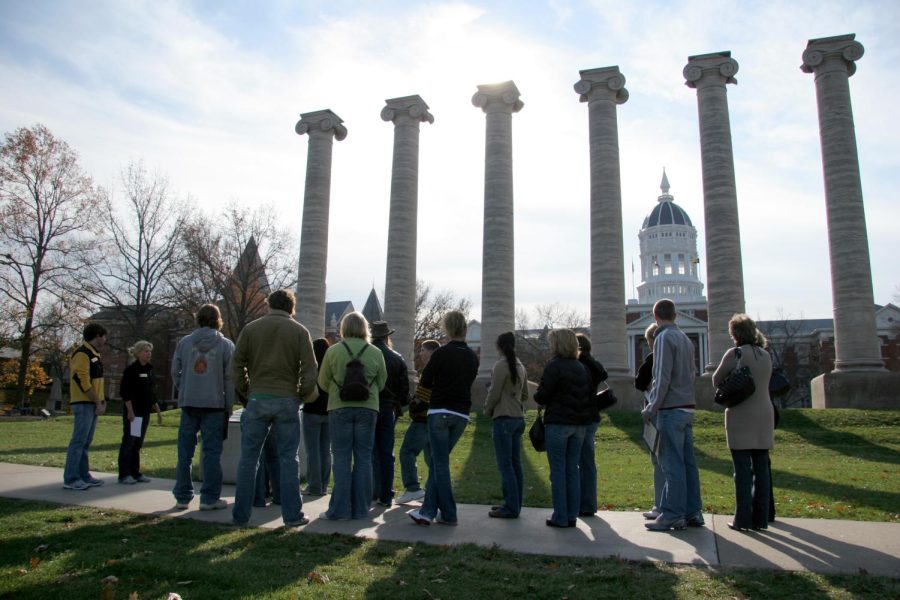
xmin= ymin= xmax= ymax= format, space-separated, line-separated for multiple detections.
xmin=1 ymin=463 xmax=897 ymax=577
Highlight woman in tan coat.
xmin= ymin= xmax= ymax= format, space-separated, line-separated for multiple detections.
xmin=713 ymin=314 xmax=774 ymax=531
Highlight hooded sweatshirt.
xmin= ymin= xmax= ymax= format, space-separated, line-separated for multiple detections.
xmin=171 ymin=327 xmax=235 ymax=411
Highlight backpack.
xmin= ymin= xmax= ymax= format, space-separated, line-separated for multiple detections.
xmin=334 ymin=341 xmax=373 ymax=402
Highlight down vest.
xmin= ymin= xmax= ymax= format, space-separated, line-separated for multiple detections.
xmin=533 ymin=356 xmax=593 ymax=426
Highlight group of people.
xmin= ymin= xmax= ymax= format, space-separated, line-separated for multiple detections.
xmin=61 ymin=291 xmax=775 ymax=533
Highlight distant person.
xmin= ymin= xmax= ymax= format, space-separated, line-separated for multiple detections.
xmin=117 ymin=340 xmax=162 ymax=485
xmin=301 ymin=338 xmax=332 ymax=496
xmin=408 ymin=310 xmax=479 ymax=526
xmin=713 ymin=314 xmax=774 ymax=531
xmin=483 ymin=332 xmax=529 ymax=519
xmin=63 ymin=323 xmax=108 ymax=491
xmin=370 ymin=321 xmax=410 ymax=507
xmin=171 ymin=304 xmax=235 ymax=511
xmin=396 ymin=339 xmax=439 ymax=505
xmin=534 ymin=329 xmax=593 ymax=528
xmin=641 ymin=299 xmax=703 ymax=531
xmin=318 ymin=312 xmax=387 ymax=520
xmin=231 ymin=289 xmax=318 ymax=527
xmin=634 ymin=323 xmax=664 ymax=520
xmin=575 ymin=333 xmax=607 ymax=517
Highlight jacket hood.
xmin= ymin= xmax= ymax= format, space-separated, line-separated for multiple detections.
xmin=190 ymin=327 xmax=224 ymax=352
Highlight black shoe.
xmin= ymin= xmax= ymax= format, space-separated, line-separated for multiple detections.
xmin=489 ymin=508 xmax=517 ymax=519
xmin=579 ymin=511 xmax=596 ymax=517
xmin=568 ymin=520 xmax=577 ymax=527
xmin=727 ymin=522 xmax=749 ymax=532
xmin=546 ymin=519 xmax=570 ymax=528
xmin=687 ymin=517 xmax=705 ymax=527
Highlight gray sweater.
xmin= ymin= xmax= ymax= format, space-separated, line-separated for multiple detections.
xmin=172 ymin=327 xmax=236 ymax=411
xmin=645 ymin=323 xmax=696 ymax=413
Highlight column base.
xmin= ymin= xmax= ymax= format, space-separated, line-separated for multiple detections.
xmin=694 ymin=373 xmax=720 ymax=411
xmin=811 ymin=371 xmax=900 ymax=409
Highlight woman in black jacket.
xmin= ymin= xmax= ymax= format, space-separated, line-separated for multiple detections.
xmin=575 ymin=334 xmax=607 ymax=516
xmin=534 ymin=329 xmax=593 ymax=528
xmin=117 ymin=340 xmax=162 ymax=484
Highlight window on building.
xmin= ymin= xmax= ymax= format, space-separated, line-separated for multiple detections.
xmin=664 ymin=254 xmax=672 ymax=275
xmin=652 ymin=256 xmax=659 ymax=276
xmin=678 ymin=254 xmax=685 ymax=274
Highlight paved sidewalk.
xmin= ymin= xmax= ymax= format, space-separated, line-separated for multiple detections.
xmin=1 ymin=462 xmax=897 ymax=578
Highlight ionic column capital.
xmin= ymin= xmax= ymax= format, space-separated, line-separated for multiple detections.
xmin=381 ymin=95 xmax=434 ymax=125
xmin=472 ymin=80 xmax=524 ymax=113
xmin=683 ymin=51 xmax=739 ymax=89
xmin=295 ymin=109 xmax=347 ymax=141
xmin=574 ymin=66 xmax=629 ymax=104
xmin=801 ymin=33 xmax=864 ymax=77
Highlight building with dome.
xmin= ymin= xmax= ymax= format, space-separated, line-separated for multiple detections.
xmin=626 ymin=170 xmax=710 ymax=374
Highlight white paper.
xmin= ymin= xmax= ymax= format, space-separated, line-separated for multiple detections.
xmin=130 ymin=416 xmax=143 ymax=437
xmin=643 ymin=420 xmax=659 ymax=454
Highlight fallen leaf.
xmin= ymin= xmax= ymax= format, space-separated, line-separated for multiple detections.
xmin=34 ymin=544 xmax=49 ymax=553
xmin=547 ymin=561 xmax=560 ymax=570
xmin=101 ymin=575 xmax=119 ymax=585
xmin=16 ymin=568 xmax=27 ymax=576
xmin=121 ymin=539 xmax=129 ymax=544
xmin=175 ymin=580 xmax=194 ymax=585
xmin=166 ymin=594 xmax=183 ymax=600
xmin=30 ymin=557 xmax=40 ymax=569
xmin=307 ymin=571 xmax=330 ymax=585
xmin=129 ymin=593 xmax=140 ymax=600
xmin=105 ymin=559 xmax=117 ymax=567
xmin=55 ymin=573 xmax=75 ymax=583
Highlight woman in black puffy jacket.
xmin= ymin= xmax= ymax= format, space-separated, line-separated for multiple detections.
xmin=534 ymin=329 xmax=593 ymax=528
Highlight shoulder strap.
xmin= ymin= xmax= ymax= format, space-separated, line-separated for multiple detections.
xmin=342 ymin=340 xmax=368 ymax=359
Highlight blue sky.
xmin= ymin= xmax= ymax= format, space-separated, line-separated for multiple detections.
xmin=1 ymin=0 xmax=897 ymax=324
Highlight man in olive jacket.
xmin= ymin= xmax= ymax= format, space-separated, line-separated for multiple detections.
xmin=231 ymin=289 xmax=318 ymax=527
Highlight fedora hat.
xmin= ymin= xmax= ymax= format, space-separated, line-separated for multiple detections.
xmin=370 ymin=321 xmax=395 ymax=338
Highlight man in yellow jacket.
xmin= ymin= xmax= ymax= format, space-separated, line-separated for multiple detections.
xmin=63 ymin=323 xmax=108 ymax=490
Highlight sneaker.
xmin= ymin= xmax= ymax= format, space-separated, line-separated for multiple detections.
xmin=174 ymin=501 xmax=190 ymax=510
xmin=284 ymin=516 xmax=310 ymax=527
xmin=119 ymin=476 xmax=137 ymax=485
xmin=318 ymin=512 xmax=350 ymax=521
xmin=645 ymin=516 xmax=686 ymax=531
xmin=135 ymin=475 xmax=152 ymax=483
xmin=84 ymin=477 xmax=105 ymax=487
xmin=396 ymin=489 xmax=426 ymax=504
xmin=489 ymin=508 xmax=517 ymax=519
xmin=407 ymin=508 xmax=431 ymax=526
xmin=199 ymin=499 xmax=228 ymax=511
xmin=435 ymin=516 xmax=457 ymax=526
xmin=63 ymin=480 xmax=90 ymax=491
xmin=643 ymin=508 xmax=660 ymax=520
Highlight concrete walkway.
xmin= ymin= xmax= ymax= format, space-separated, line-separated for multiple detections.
xmin=1 ymin=462 xmax=897 ymax=578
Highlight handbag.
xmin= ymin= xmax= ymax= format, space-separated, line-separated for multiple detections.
xmin=714 ymin=347 xmax=756 ymax=408
xmin=528 ymin=407 xmax=546 ymax=452
xmin=595 ymin=383 xmax=617 ymax=411
xmin=769 ymin=367 xmax=790 ymax=398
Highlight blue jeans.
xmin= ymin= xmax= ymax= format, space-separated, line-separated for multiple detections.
xmin=650 ymin=443 xmax=665 ymax=510
xmin=173 ymin=407 xmax=226 ymax=505
xmin=64 ymin=403 xmax=98 ymax=484
xmin=302 ymin=412 xmax=331 ymax=495
xmin=492 ymin=417 xmax=525 ymax=516
xmin=326 ymin=407 xmax=377 ymax=519
xmin=545 ymin=424 xmax=586 ymax=525
xmin=731 ymin=448 xmax=770 ymax=528
xmin=656 ymin=410 xmax=702 ymax=521
xmin=399 ymin=421 xmax=430 ymax=491
xmin=233 ymin=398 xmax=302 ymax=525
xmin=579 ymin=421 xmax=599 ymax=514
xmin=420 ymin=413 xmax=468 ymax=523
xmin=253 ymin=429 xmax=280 ymax=506
xmin=372 ymin=404 xmax=396 ymax=503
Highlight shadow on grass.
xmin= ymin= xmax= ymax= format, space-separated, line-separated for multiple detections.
xmin=0 ymin=498 xmax=363 ymax=600
xmin=0 ymin=438 xmax=177 ymax=458
xmin=781 ymin=411 xmax=900 ymax=465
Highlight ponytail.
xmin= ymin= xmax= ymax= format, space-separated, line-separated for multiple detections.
xmin=496 ymin=332 xmax=519 ymax=385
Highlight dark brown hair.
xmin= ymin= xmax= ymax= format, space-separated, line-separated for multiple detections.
xmin=196 ymin=304 xmax=223 ymax=330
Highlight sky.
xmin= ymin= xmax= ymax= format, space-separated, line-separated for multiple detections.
xmin=1 ymin=0 xmax=897 ymax=324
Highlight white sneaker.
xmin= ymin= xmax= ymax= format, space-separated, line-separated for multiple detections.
xmin=199 ymin=499 xmax=228 ymax=511
xmin=407 ymin=508 xmax=431 ymax=526
xmin=396 ymin=489 xmax=426 ymax=504
xmin=63 ymin=480 xmax=90 ymax=491
xmin=643 ymin=508 xmax=660 ymax=520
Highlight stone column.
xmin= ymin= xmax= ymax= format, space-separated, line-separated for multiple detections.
xmin=683 ymin=52 xmax=745 ymax=372
xmin=381 ymin=95 xmax=434 ymax=371
xmin=801 ymin=34 xmax=885 ymax=372
xmin=295 ymin=109 xmax=347 ymax=339
xmin=472 ymin=81 xmax=523 ymax=380
xmin=574 ymin=66 xmax=629 ymax=377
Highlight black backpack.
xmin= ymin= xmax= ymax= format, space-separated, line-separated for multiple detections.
xmin=334 ymin=341 xmax=373 ymax=402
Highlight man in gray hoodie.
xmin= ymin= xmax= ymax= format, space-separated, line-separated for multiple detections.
xmin=171 ymin=304 xmax=235 ymax=511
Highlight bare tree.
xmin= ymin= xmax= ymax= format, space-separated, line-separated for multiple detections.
xmin=174 ymin=203 xmax=297 ymax=341
xmin=0 ymin=124 xmax=101 ymax=406
xmin=761 ymin=310 xmax=820 ymax=409
xmin=83 ymin=161 xmax=189 ymax=351
xmin=514 ymin=303 xmax=588 ymax=380
xmin=414 ymin=279 xmax=472 ymax=343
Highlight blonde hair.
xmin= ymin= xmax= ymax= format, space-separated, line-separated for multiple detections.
xmin=645 ymin=323 xmax=659 ymax=346
xmin=442 ymin=310 xmax=468 ymax=339
xmin=340 ymin=311 xmax=370 ymax=341
xmin=549 ymin=328 xmax=579 ymax=359
xmin=128 ymin=340 xmax=153 ymax=360
xmin=729 ymin=313 xmax=762 ymax=347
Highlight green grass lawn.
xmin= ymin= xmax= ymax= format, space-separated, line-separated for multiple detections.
xmin=1 ymin=498 xmax=897 ymax=600
xmin=0 ymin=408 xmax=898 ymax=522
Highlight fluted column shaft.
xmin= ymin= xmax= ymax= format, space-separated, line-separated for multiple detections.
xmin=684 ymin=52 xmax=745 ymax=372
xmin=575 ymin=67 xmax=629 ymax=376
xmin=473 ymin=82 xmax=523 ymax=378
xmin=382 ymin=96 xmax=433 ymax=371
xmin=801 ymin=35 xmax=884 ymax=371
xmin=295 ymin=110 xmax=346 ymax=339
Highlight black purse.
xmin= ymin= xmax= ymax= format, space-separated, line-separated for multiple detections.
xmin=769 ymin=367 xmax=790 ymax=398
xmin=714 ymin=347 xmax=756 ymax=408
xmin=529 ymin=407 xmax=546 ymax=452
xmin=595 ymin=383 xmax=617 ymax=411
